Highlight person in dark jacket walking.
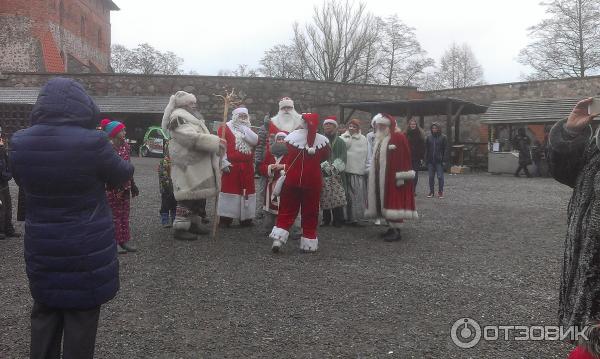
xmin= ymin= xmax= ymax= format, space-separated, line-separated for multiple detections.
xmin=404 ymin=118 xmax=425 ymax=194
xmin=424 ymin=122 xmax=448 ymax=198
xmin=9 ymin=78 xmax=134 ymax=359
xmin=513 ymin=127 xmax=533 ymax=177
xmin=0 ymin=135 xmax=20 ymax=239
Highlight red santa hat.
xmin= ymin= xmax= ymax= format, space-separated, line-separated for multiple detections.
xmin=279 ymin=97 xmax=294 ymax=109
xmin=275 ymin=131 xmax=287 ymax=139
xmin=323 ymin=115 xmax=338 ymax=127
xmin=373 ymin=113 xmax=396 ymax=131
xmin=302 ymin=112 xmax=320 ymax=155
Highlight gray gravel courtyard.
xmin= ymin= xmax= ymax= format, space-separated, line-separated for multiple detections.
xmin=0 ymin=157 xmax=575 ymax=358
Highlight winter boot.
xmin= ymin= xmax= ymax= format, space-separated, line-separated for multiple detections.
xmin=383 ymin=228 xmax=402 ymax=242
xmin=161 ymin=213 xmax=171 ymax=228
xmin=379 ymin=228 xmax=395 ymax=238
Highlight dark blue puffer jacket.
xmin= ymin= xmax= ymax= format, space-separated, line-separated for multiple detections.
xmin=9 ymin=77 xmax=134 ymax=309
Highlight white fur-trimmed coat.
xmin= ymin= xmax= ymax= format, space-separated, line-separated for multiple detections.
xmin=167 ymin=108 xmax=222 ymax=200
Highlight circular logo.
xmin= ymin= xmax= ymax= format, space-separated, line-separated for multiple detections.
xmin=451 ymin=317 xmax=482 ymax=348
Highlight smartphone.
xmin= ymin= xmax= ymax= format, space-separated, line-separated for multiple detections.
xmin=589 ymin=97 xmax=600 ymax=115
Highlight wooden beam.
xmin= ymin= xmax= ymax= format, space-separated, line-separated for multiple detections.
xmin=344 ymin=109 xmax=356 ymax=124
xmin=339 ymin=106 xmax=345 ymax=124
xmin=419 ymin=115 xmax=425 ymax=129
xmin=452 ymin=104 xmax=464 ymax=144
xmin=446 ymin=101 xmax=453 ymax=144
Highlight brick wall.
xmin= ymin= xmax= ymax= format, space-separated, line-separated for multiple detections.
xmin=0 ymin=0 xmax=113 ymax=73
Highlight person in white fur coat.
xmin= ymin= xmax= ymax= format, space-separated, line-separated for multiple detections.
xmin=161 ymin=91 xmax=226 ymax=240
xmin=340 ymin=118 xmax=368 ymax=225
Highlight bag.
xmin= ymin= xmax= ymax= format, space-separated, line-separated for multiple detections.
xmin=320 ymin=175 xmax=347 ymax=209
xmin=272 ymin=175 xmax=286 ymax=197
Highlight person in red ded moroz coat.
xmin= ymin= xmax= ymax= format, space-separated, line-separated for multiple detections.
xmin=217 ymin=107 xmax=259 ymax=226
xmin=365 ymin=113 xmax=418 ymax=242
xmin=269 ymin=113 xmax=330 ymax=253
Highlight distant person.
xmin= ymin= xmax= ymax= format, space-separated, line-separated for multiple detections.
xmin=340 ymin=118 xmax=368 ymax=225
xmin=104 ymin=120 xmax=139 ymax=254
xmin=320 ymin=116 xmax=347 ymax=228
xmin=365 ymin=114 xmax=417 ymax=242
xmin=513 ymin=127 xmax=532 ymax=178
xmin=531 ymin=139 xmax=543 ymax=177
xmin=158 ymin=140 xmax=177 ymax=228
xmin=217 ymin=107 xmax=258 ymax=227
xmin=404 ymin=118 xmax=426 ymax=194
xmin=161 ymin=91 xmax=225 ymax=240
xmin=425 ymin=122 xmax=448 ymax=198
xmin=9 ymin=77 xmax=134 ymax=359
xmin=547 ymin=98 xmax=600 ymax=332
xmin=0 ymin=135 xmax=19 ymax=239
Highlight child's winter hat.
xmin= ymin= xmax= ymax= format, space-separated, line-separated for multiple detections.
xmin=104 ymin=120 xmax=125 ymax=138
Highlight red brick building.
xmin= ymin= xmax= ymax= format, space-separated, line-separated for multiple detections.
xmin=0 ymin=0 xmax=119 ymax=73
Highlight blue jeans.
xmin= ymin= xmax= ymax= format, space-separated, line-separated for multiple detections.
xmin=428 ymin=163 xmax=444 ymax=193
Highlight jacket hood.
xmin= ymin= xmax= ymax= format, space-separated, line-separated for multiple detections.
xmin=30 ymin=77 xmax=100 ymax=128
xmin=430 ymin=122 xmax=442 ymax=136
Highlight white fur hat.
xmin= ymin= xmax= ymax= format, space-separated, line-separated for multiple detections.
xmin=373 ymin=113 xmax=390 ymax=126
xmin=232 ymin=107 xmax=248 ymax=115
xmin=173 ymin=91 xmax=196 ymax=108
xmin=279 ymin=97 xmax=294 ymax=109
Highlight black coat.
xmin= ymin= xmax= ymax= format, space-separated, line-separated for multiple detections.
xmin=425 ymin=133 xmax=448 ymax=165
xmin=10 ymin=78 xmax=134 ymax=309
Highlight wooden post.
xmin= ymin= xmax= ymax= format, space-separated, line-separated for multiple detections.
xmin=446 ymin=101 xmax=453 ymax=144
xmin=211 ymin=89 xmax=241 ymax=240
xmin=419 ymin=115 xmax=425 ymax=129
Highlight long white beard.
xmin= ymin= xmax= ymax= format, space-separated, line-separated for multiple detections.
xmin=230 ymin=120 xmax=252 ymax=155
xmin=375 ymin=128 xmax=390 ymax=141
xmin=272 ymin=110 xmax=302 ymax=133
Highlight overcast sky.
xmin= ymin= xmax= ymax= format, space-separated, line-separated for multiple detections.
xmin=111 ymin=0 xmax=547 ymax=84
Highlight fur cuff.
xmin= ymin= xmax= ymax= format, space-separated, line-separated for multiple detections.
xmin=395 ymin=170 xmax=416 ymax=180
xmin=300 ymin=237 xmax=318 ymax=252
xmin=269 ymin=227 xmax=289 ymax=244
xmin=383 ymin=209 xmax=419 ymax=220
xmin=195 ymin=134 xmax=221 ymax=153
xmin=396 ymin=179 xmax=405 ymax=187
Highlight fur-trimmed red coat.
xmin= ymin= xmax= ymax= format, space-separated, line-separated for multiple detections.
xmin=365 ymin=129 xmax=418 ymax=220
xmin=258 ymin=150 xmax=285 ymax=213
xmin=281 ymin=129 xmax=330 ymax=189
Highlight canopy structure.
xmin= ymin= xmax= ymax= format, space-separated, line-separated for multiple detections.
xmin=480 ymin=98 xmax=579 ymax=125
xmin=338 ymin=97 xmax=488 ymax=144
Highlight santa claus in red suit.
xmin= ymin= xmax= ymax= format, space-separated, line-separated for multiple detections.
xmin=269 ymin=97 xmax=303 ymax=136
xmin=258 ymin=132 xmax=287 ymax=215
xmin=217 ymin=107 xmax=259 ymax=226
xmin=365 ymin=113 xmax=418 ymax=242
xmin=269 ymin=113 xmax=330 ymax=253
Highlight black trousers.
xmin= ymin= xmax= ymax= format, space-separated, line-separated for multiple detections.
xmin=159 ymin=191 xmax=177 ymax=214
xmin=515 ymin=164 xmax=531 ymax=177
xmin=30 ymin=301 xmax=101 ymax=359
xmin=322 ymin=207 xmax=344 ymax=225
xmin=0 ymin=185 xmax=15 ymax=234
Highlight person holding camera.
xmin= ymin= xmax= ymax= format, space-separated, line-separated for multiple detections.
xmin=10 ymin=77 xmax=134 ymax=359
xmin=547 ymin=97 xmax=600 ymax=331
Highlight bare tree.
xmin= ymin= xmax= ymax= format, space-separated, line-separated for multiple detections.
xmin=292 ymin=0 xmax=378 ymax=83
xmin=110 ymin=43 xmax=184 ymax=75
xmin=519 ymin=0 xmax=600 ymax=79
xmin=110 ymin=44 xmax=133 ymax=73
xmin=377 ymin=15 xmax=433 ymax=86
xmin=423 ymin=43 xmax=484 ymax=90
xmin=259 ymin=44 xmax=308 ymax=78
xmin=218 ymin=64 xmax=259 ymax=77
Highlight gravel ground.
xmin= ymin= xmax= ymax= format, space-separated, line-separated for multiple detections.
xmin=0 ymin=157 xmax=575 ymax=358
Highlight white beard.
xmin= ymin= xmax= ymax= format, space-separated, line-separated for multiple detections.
xmin=229 ymin=120 xmax=253 ymax=155
xmin=272 ymin=110 xmax=302 ymax=133
xmin=375 ymin=128 xmax=390 ymax=141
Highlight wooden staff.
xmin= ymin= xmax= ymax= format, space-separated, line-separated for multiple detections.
xmin=211 ymin=88 xmax=241 ymax=240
